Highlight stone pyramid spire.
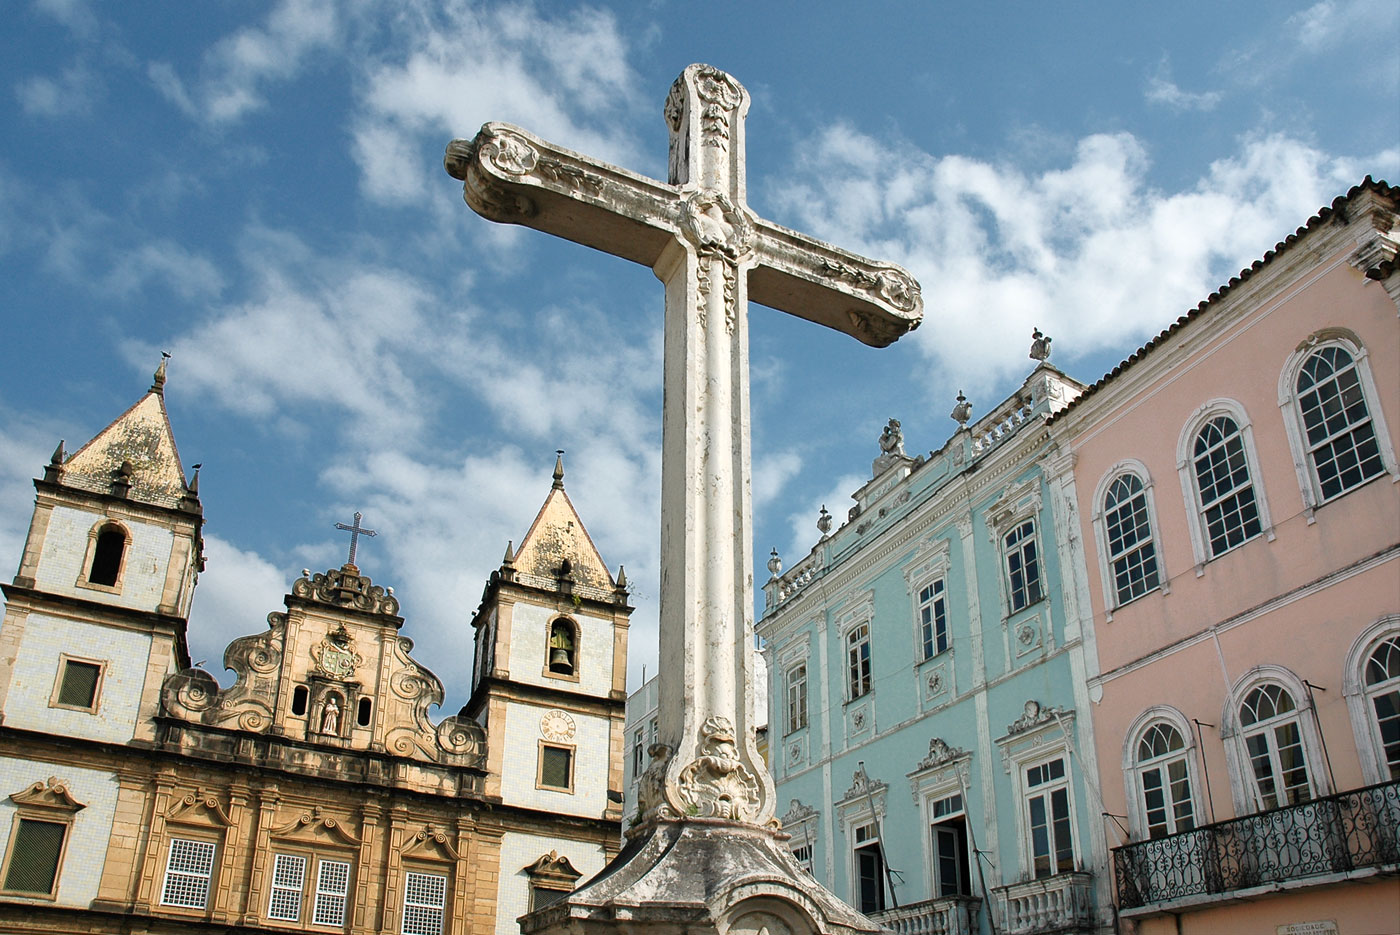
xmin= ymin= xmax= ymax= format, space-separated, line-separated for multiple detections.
xmin=59 ymin=357 xmax=193 ymax=510
xmin=513 ymin=452 xmax=614 ymax=591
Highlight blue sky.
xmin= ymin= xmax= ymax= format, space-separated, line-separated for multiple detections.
xmin=1 ymin=0 xmax=1396 ymax=713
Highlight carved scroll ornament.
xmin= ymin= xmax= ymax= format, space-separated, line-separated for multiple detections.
xmin=674 ymin=716 xmax=761 ymax=822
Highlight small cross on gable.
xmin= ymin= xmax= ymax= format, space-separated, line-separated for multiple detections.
xmin=334 ymin=511 xmax=376 ymax=568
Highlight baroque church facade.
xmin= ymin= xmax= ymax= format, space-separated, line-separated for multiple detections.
xmin=0 ymin=364 xmax=631 ymax=935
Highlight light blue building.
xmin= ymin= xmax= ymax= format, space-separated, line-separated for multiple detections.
xmin=757 ymin=351 xmax=1113 ymax=935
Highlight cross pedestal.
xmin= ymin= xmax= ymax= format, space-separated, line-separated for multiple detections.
xmin=446 ymin=64 xmax=922 ymax=935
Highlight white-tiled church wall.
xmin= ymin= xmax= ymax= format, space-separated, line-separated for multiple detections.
xmin=507 ymin=603 xmax=613 ymax=696
xmin=494 ymin=830 xmax=607 ymax=935
xmin=499 ymin=701 xmax=610 ymax=816
xmin=36 ymin=506 xmax=174 ymax=612
xmin=5 ymin=612 xmax=152 ymax=743
xmin=0 ymin=756 xmax=119 ymax=907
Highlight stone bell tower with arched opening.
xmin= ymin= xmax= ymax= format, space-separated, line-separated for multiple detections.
xmin=465 ymin=453 xmax=632 ymax=923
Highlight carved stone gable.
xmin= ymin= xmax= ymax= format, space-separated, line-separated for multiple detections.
xmin=293 ymin=565 xmax=401 ymax=618
xmin=779 ymin=799 xmax=817 ymax=827
xmin=524 ymin=850 xmax=584 ymax=888
xmin=915 ymin=737 xmax=968 ymax=771
xmin=1007 ymin=699 xmax=1069 ymax=735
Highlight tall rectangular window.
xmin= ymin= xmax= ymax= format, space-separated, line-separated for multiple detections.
xmin=853 ymin=822 xmax=885 ymax=913
xmin=631 ymin=729 xmax=645 ymax=780
xmin=267 ymin=853 xmax=306 ymax=921
xmin=161 ymin=838 xmax=217 ymax=909
xmin=786 ymin=663 xmax=808 ymax=734
xmin=1004 ymin=521 xmax=1044 ymax=612
xmin=2 ymin=817 xmax=67 ymax=896
xmin=1102 ymin=474 xmax=1160 ymax=606
xmin=1025 ymin=758 xmax=1073 ymax=878
xmin=847 ymin=624 xmax=872 ymax=699
xmin=918 ymin=579 xmax=948 ymax=659
xmin=929 ymin=793 xmax=971 ymax=897
xmin=313 ymin=859 xmax=351 ymax=927
xmin=1192 ymin=416 xmax=1262 ymax=557
xmin=402 ymin=870 xmax=446 ymax=935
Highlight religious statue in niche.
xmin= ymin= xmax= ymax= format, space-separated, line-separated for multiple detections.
xmin=320 ymin=695 xmax=341 ymax=735
xmin=312 ymin=624 xmax=362 ymax=680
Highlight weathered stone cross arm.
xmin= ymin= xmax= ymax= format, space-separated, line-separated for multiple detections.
xmin=444 ymin=122 xmax=922 ymax=346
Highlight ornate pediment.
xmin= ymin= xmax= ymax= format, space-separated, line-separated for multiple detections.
xmin=270 ymin=806 xmax=362 ymax=846
xmin=9 ymin=777 xmax=84 ymax=812
xmin=914 ymin=737 xmax=968 ymax=771
xmin=401 ymin=825 xmax=460 ymax=861
xmin=1006 ymin=699 xmax=1070 ymax=736
xmin=779 ymin=799 xmax=817 ymax=827
xmin=293 ymin=565 xmax=401 ymax=617
xmin=165 ymin=789 xmax=235 ymax=827
xmin=842 ymin=765 xmax=887 ymax=803
xmin=524 ymin=850 xmax=583 ymax=887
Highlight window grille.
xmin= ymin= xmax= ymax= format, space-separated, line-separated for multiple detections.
xmin=919 ymin=578 xmax=948 ymax=658
xmin=2 ymin=818 xmax=65 ymax=895
xmin=540 ymin=746 xmax=573 ymax=790
xmin=530 ymin=885 xmax=570 ymax=911
xmin=161 ymin=838 xmax=216 ymax=909
xmin=1192 ymin=416 xmax=1262 ymax=557
xmin=56 ymin=660 xmax=101 ymax=709
xmin=313 ymin=859 xmax=350 ymax=927
xmin=266 ymin=853 xmax=305 ymax=921
xmin=401 ymin=870 xmax=446 ymax=935
xmin=1365 ymin=636 xmax=1400 ymax=780
xmin=847 ymin=624 xmax=872 ymax=699
xmin=1104 ymin=475 xmax=1160 ymax=605
xmin=1297 ymin=346 xmax=1384 ymax=501
xmin=1004 ymin=521 xmax=1043 ymax=611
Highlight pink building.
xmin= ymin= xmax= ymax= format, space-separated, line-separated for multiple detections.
xmin=1048 ymin=179 xmax=1400 ymax=934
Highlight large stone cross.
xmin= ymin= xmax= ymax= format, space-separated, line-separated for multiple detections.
xmin=445 ymin=64 xmax=922 ymax=828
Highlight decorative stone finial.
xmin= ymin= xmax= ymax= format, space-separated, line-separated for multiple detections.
xmin=43 ymin=440 xmax=66 ymax=482
xmin=1029 ymin=328 xmax=1052 ymax=362
xmin=817 ymin=505 xmax=832 ymax=537
xmin=766 ymin=548 xmax=782 ymax=577
xmin=502 ymin=540 xmax=515 ymax=566
xmin=951 ymin=390 xmax=972 ymax=426
xmin=151 ymin=352 xmax=171 ymax=394
xmin=553 ymin=450 xmax=565 ymax=489
xmin=187 ymin=464 xmax=201 ymax=495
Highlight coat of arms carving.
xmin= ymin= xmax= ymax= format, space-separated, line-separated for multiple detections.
xmin=312 ymin=624 xmax=362 ymax=680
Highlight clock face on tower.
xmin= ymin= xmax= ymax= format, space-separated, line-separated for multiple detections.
xmin=540 ymin=709 xmax=576 ymax=742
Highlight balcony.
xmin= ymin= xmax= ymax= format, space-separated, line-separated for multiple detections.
xmin=992 ymin=872 xmax=1095 ymax=934
xmin=870 ymin=895 xmax=980 ymax=935
xmin=1114 ymin=778 xmax=1400 ymax=913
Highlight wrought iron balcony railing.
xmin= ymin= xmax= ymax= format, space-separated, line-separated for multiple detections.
xmin=1114 ymin=778 xmax=1400 ymax=911
xmin=870 ymin=895 xmax=980 ymax=935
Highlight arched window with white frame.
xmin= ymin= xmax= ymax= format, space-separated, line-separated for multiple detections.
xmin=1092 ymin=461 xmax=1165 ymax=612
xmin=1122 ymin=707 xmax=1202 ymax=841
xmin=1344 ymin=616 xmax=1400 ymax=785
xmin=1177 ymin=400 xmax=1273 ymax=570
xmin=1224 ymin=668 xmax=1327 ymax=813
xmin=1279 ymin=331 xmax=1398 ymax=516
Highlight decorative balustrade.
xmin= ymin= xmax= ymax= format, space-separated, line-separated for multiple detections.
xmin=1114 ymin=778 xmax=1400 ymax=911
xmin=870 ymin=895 xmax=980 ymax=935
xmin=969 ymin=399 xmax=1033 ymax=456
xmin=772 ymin=552 xmax=823 ymax=607
xmin=992 ymin=872 xmax=1095 ymax=934
xmin=511 ymin=571 xmax=620 ymax=604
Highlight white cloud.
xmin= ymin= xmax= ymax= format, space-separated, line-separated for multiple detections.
xmin=1145 ymin=61 xmax=1222 ymax=112
xmin=771 ymin=127 xmax=1383 ymax=400
xmin=777 ymin=472 xmax=864 ymax=567
xmin=103 ymin=240 xmax=225 ymax=300
xmin=15 ymin=64 xmax=96 ymax=117
xmin=150 ymin=0 xmax=338 ymax=125
xmin=0 ymin=416 xmax=62 ymax=582
xmin=32 ymin=0 xmax=97 ymax=38
xmin=350 ymin=2 xmax=644 ymax=207
xmin=187 ymin=535 xmax=290 ymax=687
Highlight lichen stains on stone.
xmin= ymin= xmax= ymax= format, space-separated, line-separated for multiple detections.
xmin=514 ymin=488 xmax=613 ymax=590
xmin=63 ymin=392 xmax=188 ymax=508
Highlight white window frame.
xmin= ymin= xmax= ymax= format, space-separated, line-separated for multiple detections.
xmin=401 ymin=869 xmax=447 ymax=935
xmin=312 ymin=857 xmax=351 ymax=928
xmin=266 ymin=852 xmax=306 ymax=922
xmin=630 ymin=727 xmax=645 ymax=785
xmin=1022 ymin=755 xmax=1075 ymax=879
xmin=835 ymin=770 xmax=888 ymax=913
xmin=1222 ymin=666 xmax=1329 ymax=815
xmin=910 ymin=754 xmax=976 ymax=900
xmin=904 ymin=538 xmax=953 ymax=662
xmin=1177 ymin=399 xmax=1274 ymax=573
xmin=1000 ymin=724 xmax=1081 ymax=881
xmin=1121 ymin=706 xmax=1202 ymax=840
xmin=845 ymin=622 xmax=873 ymax=701
xmin=785 ymin=662 xmax=808 ymax=735
xmin=1091 ymin=460 xmax=1167 ymax=616
xmin=1002 ymin=519 xmax=1045 ymax=614
xmin=1343 ymin=615 xmax=1400 ymax=785
xmin=1278 ymin=331 xmax=1399 ymax=519
xmin=160 ymin=837 xmax=217 ymax=910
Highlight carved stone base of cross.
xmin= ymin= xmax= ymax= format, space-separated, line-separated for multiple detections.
xmin=446 ymin=63 xmax=919 ymax=935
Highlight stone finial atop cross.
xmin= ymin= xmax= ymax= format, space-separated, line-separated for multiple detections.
xmin=445 ymin=64 xmax=922 ymax=831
